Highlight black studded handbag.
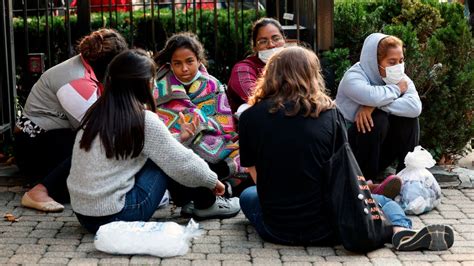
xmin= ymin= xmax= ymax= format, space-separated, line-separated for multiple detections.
xmin=324 ymin=108 xmax=393 ymax=253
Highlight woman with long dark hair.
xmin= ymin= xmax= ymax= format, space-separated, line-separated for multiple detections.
xmin=67 ymin=49 xmax=233 ymax=233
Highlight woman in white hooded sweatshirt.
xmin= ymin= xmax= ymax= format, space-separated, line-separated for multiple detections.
xmin=336 ymin=33 xmax=422 ymax=182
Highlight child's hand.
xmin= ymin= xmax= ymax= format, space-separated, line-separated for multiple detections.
xmin=178 ymin=112 xmax=200 ymax=142
xmin=213 ymin=180 xmax=225 ymax=196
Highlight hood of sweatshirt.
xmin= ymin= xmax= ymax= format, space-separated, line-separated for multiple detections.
xmin=359 ymin=33 xmax=389 ymax=86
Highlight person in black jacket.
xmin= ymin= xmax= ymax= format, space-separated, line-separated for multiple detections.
xmin=238 ymin=46 xmax=454 ymax=251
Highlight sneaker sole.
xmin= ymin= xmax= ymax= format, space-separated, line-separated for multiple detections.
xmin=397 ymin=224 xmax=454 ymax=251
xmin=392 ymin=229 xmax=417 ymax=247
xmin=192 ymin=210 xmax=240 ymax=221
xmin=180 ymin=210 xmax=193 ymax=218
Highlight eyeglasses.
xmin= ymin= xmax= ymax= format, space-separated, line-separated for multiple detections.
xmin=256 ymin=35 xmax=285 ymax=48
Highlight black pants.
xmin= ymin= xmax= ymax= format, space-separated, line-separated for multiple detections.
xmin=14 ymin=128 xmax=75 ymax=202
xmin=167 ymin=178 xmax=216 ymax=209
xmin=41 ymin=158 xmax=71 ymax=203
xmin=208 ymin=160 xmax=254 ymax=197
xmin=348 ymin=109 xmax=419 ymax=181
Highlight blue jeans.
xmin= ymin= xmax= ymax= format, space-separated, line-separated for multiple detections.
xmin=239 ymin=186 xmax=334 ymax=245
xmin=372 ymin=194 xmax=412 ymax=229
xmin=75 ymin=160 xmax=169 ymax=233
xmin=239 ymin=186 xmax=299 ymax=245
xmin=240 ymin=187 xmax=412 ymax=244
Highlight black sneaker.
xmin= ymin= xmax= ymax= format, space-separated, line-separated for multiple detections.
xmin=393 ymin=224 xmax=454 ymax=251
xmin=180 ymin=201 xmax=194 ymax=217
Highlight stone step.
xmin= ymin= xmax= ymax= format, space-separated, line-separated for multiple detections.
xmin=429 ymin=165 xmax=474 ymax=189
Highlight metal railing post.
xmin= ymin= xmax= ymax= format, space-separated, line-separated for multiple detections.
xmin=77 ymin=0 xmax=91 ymax=37
xmin=0 ymin=0 xmax=17 ymax=135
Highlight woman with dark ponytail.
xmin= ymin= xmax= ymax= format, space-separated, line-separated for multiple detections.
xmin=15 ymin=28 xmax=128 ymax=212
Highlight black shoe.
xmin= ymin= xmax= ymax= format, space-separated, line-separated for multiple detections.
xmin=394 ymin=224 xmax=454 ymax=251
xmin=180 ymin=201 xmax=194 ymax=217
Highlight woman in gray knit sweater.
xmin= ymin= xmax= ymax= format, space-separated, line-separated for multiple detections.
xmin=67 ymin=49 xmax=239 ymax=233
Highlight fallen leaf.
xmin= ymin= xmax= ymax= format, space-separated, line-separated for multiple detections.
xmin=4 ymin=213 xmax=19 ymax=222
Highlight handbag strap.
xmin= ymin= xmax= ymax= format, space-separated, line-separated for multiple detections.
xmin=330 ymin=107 xmax=350 ymax=154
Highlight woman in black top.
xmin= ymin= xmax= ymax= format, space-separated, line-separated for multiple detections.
xmin=238 ymin=46 xmax=454 ymax=251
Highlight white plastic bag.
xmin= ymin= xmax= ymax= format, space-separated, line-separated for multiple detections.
xmin=396 ymin=146 xmax=442 ymax=215
xmin=94 ymin=219 xmax=202 ymax=257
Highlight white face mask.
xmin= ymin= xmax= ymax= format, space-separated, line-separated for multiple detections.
xmin=258 ymin=47 xmax=284 ymax=63
xmin=381 ymin=62 xmax=405 ymax=84
xmin=174 ymin=70 xmax=202 ymax=86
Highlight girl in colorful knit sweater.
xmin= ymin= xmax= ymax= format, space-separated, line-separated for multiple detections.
xmin=153 ymin=33 xmax=251 ymax=216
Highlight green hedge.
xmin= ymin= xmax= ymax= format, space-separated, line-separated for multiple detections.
xmin=325 ymin=0 xmax=473 ymax=161
xmin=13 ymin=8 xmax=263 ymax=88
xmin=13 ymin=2 xmax=473 ymax=161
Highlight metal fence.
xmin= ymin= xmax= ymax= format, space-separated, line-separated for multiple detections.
xmin=1 ymin=0 xmax=16 ymax=136
xmin=13 ymin=1 xmax=264 ymax=68
xmin=2 ymin=0 xmax=334 ymax=138
xmin=12 ymin=1 xmax=269 ymax=106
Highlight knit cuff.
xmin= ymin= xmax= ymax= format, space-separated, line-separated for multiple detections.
xmin=203 ymin=172 xmax=218 ymax=190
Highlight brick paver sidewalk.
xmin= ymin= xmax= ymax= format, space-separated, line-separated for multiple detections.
xmin=1 ymin=186 xmax=474 ymax=265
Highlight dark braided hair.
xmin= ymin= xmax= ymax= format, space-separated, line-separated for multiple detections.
xmin=77 ymin=28 xmax=128 ymax=81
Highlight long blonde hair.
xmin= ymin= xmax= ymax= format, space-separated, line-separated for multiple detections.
xmin=249 ymin=46 xmax=335 ymax=117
